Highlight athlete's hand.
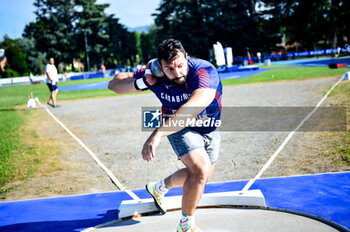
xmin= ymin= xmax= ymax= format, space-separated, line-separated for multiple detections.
xmin=144 ymin=59 xmax=157 ymax=86
xmin=142 ymin=129 xmax=161 ymax=162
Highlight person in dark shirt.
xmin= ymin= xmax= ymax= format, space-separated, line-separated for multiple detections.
xmin=108 ymin=39 xmax=222 ymax=232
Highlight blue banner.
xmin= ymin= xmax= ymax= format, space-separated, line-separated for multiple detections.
xmin=233 ymin=47 xmax=350 ymax=63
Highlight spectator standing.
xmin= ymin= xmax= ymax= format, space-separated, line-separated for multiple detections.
xmin=46 ymin=57 xmax=59 ymax=108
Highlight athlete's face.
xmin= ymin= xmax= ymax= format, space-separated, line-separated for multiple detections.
xmin=160 ymin=51 xmax=188 ymax=86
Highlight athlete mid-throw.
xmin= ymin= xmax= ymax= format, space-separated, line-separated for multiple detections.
xmin=108 ymin=39 xmax=222 ymax=232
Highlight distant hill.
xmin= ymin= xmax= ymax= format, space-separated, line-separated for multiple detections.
xmin=127 ymin=25 xmax=150 ymax=33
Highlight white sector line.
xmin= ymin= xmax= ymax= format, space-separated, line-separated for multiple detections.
xmin=35 ymin=99 xmax=140 ymax=201
xmin=241 ymin=75 xmax=344 ymax=193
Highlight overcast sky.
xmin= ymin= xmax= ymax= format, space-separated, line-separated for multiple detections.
xmin=0 ymin=0 xmax=161 ymax=39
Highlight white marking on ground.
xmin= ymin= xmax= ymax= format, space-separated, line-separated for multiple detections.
xmin=241 ymin=75 xmax=344 ymax=192
xmin=35 ymin=99 xmax=140 ymax=201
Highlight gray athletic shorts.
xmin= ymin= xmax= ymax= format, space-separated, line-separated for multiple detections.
xmin=167 ymin=128 xmax=221 ymax=164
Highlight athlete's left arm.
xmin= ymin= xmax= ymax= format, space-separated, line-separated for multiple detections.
xmin=160 ymin=88 xmax=216 ymax=135
xmin=141 ymin=88 xmax=216 ymax=162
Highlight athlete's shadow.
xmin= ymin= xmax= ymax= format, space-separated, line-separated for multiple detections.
xmin=101 ymin=214 xmax=165 ymax=229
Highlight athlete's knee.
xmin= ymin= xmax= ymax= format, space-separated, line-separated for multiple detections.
xmin=189 ymin=162 xmax=211 ymax=184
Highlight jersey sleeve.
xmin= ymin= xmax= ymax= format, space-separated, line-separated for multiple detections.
xmin=193 ymin=65 xmax=220 ymax=90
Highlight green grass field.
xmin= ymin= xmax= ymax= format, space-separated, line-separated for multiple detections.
xmin=221 ymin=66 xmax=349 ymax=85
xmin=0 ymin=65 xmax=349 ymax=196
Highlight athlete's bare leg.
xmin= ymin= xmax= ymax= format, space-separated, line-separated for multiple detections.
xmin=164 ymin=148 xmax=214 ymax=216
xmin=164 ymin=163 xmax=215 ymax=188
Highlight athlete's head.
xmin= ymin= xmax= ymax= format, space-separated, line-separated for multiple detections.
xmin=157 ymin=39 xmax=189 ymax=86
xmin=49 ymin=57 xmax=55 ymax=65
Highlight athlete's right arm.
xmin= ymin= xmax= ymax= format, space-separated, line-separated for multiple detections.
xmin=108 ymin=72 xmax=139 ymax=94
xmin=109 ymin=60 xmax=158 ymax=94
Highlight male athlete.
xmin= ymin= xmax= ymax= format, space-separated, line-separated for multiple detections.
xmin=108 ymin=39 xmax=222 ymax=232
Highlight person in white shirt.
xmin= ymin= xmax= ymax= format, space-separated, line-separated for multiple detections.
xmin=45 ymin=57 xmax=59 ymax=107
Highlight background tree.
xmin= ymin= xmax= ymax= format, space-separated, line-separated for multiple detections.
xmin=140 ymin=24 xmax=164 ymax=62
xmin=104 ymin=17 xmax=130 ymax=67
xmin=0 ymin=36 xmax=28 ymax=77
xmin=255 ymin=0 xmax=293 ymax=53
xmin=22 ymin=0 xmax=136 ymax=72
xmin=153 ymin=0 xmax=212 ymax=59
xmin=326 ymin=0 xmax=350 ymax=48
xmin=153 ymin=0 xmax=260 ymax=59
xmin=285 ymin=0 xmax=329 ymax=50
xmin=340 ymin=0 xmax=350 ymax=47
xmin=129 ymin=31 xmax=142 ymax=66
xmin=28 ymin=0 xmax=76 ymax=70
xmin=260 ymin=0 xmax=350 ymax=51
xmin=75 ymin=0 xmax=110 ymax=70
xmin=3 ymin=0 xmax=350 ymax=78
xmin=17 ymin=37 xmax=47 ymax=75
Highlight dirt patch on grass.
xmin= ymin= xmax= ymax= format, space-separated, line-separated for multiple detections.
xmin=262 ymin=131 xmax=350 ymax=178
xmin=1 ymin=77 xmax=349 ymax=201
xmin=0 ymin=106 xmax=116 ymax=202
xmin=263 ymin=82 xmax=350 ymax=178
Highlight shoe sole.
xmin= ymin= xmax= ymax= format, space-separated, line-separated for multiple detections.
xmin=177 ymin=226 xmax=202 ymax=232
xmin=145 ymin=184 xmax=166 ymax=215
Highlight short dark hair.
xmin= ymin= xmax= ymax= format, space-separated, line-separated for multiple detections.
xmin=157 ymin=39 xmax=187 ymax=64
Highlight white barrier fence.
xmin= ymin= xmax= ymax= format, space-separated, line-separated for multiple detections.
xmin=0 ymin=74 xmax=63 ymax=86
xmin=1 ymin=66 xmax=145 ymax=87
xmin=0 ymin=69 xmax=116 ymax=87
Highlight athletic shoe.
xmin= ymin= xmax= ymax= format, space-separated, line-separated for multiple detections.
xmin=177 ymin=220 xmax=201 ymax=232
xmin=145 ymin=182 xmax=166 ymax=214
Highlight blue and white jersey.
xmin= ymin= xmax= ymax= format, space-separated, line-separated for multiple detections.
xmin=133 ymin=57 xmax=222 ymax=133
